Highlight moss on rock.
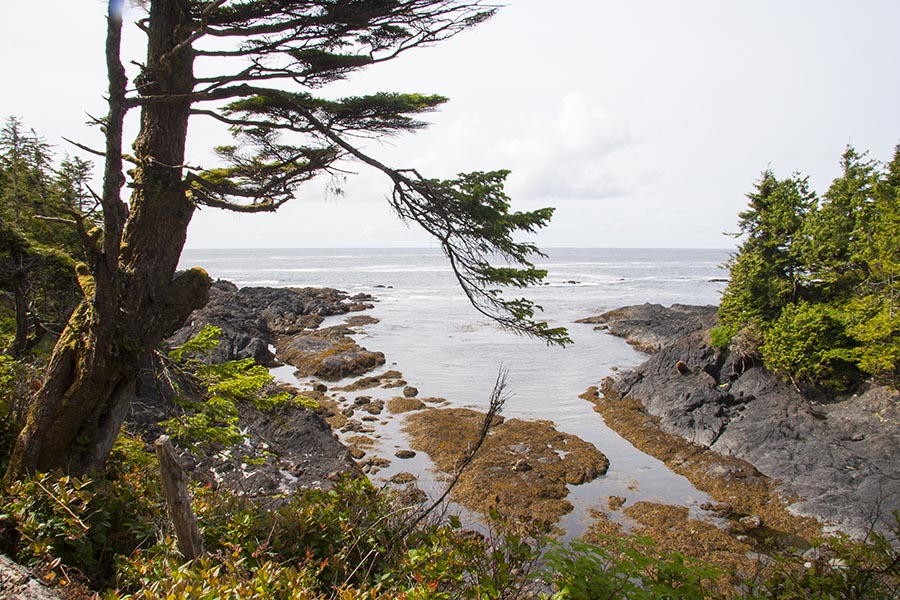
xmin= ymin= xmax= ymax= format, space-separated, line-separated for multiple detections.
xmin=387 ymin=397 xmax=426 ymax=414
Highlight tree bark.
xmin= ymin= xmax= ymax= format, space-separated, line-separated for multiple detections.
xmin=10 ymin=257 xmax=31 ymax=358
xmin=4 ymin=0 xmax=210 ymax=481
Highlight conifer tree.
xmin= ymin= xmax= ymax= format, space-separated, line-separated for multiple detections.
xmin=0 ymin=118 xmax=84 ymax=357
xmin=719 ymin=145 xmax=900 ymax=390
xmin=6 ymin=0 xmax=565 ymax=479
xmin=717 ymin=170 xmax=814 ymax=335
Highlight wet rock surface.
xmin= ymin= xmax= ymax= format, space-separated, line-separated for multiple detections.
xmin=193 ymin=400 xmax=360 ymax=496
xmin=576 ymin=303 xmax=718 ymax=353
xmin=588 ymin=303 xmax=900 ymax=537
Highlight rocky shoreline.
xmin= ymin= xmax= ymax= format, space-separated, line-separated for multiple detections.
xmin=12 ymin=290 xmax=897 ymax=597
xmin=583 ymin=303 xmax=900 ymax=539
xmin=131 ymin=281 xmax=618 ymax=530
xmin=142 ymin=282 xmax=900 ymax=535
xmin=136 ymin=287 xmax=899 ymax=543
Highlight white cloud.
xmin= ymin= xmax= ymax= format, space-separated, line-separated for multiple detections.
xmin=5 ymin=1 xmax=900 ymax=250
xmin=388 ymin=91 xmax=643 ymax=202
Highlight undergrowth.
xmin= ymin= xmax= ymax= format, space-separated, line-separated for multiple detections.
xmin=1 ymin=434 xmax=897 ymax=599
xmin=1 ymin=326 xmax=898 ymax=598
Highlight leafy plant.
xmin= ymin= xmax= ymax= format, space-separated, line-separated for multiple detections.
xmin=0 ymin=436 xmax=165 ymax=588
xmin=168 ymin=324 xmax=222 ymax=362
xmin=709 ymin=325 xmax=733 ymax=350
xmin=162 ymin=325 xmax=315 ymax=452
xmin=746 ymin=512 xmax=900 ymax=599
xmin=540 ymin=538 xmax=723 ymax=599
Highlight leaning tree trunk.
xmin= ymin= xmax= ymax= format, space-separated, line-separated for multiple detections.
xmin=5 ymin=0 xmax=210 ymax=480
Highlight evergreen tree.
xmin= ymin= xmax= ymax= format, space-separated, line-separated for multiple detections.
xmin=801 ymin=146 xmax=878 ymax=300
xmin=0 ymin=117 xmax=54 ymax=228
xmin=719 ymin=145 xmax=900 ymax=390
xmin=841 ymin=145 xmax=900 ymax=385
xmin=717 ymin=170 xmax=814 ymax=337
xmin=6 ymin=0 xmax=565 ymax=480
xmin=0 ymin=118 xmax=85 ymax=357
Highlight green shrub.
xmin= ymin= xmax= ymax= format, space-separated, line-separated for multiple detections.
xmin=760 ymin=301 xmax=858 ymax=390
xmin=841 ymin=294 xmax=900 ymax=385
xmin=112 ymin=477 xmax=414 ymax=596
xmin=112 ymin=478 xmax=546 ymax=599
xmin=746 ymin=513 xmax=900 ymax=599
xmin=110 ymin=553 xmax=328 ymax=600
xmin=540 ymin=538 xmax=723 ymax=599
xmin=709 ymin=326 xmax=733 ymax=350
xmin=0 ymin=436 xmax=165 ymax=587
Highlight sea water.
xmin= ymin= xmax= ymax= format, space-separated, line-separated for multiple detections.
xmin=179 ymin=247 xmax=731 ymax=536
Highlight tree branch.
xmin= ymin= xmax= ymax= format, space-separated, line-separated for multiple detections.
xmin=61 ymin=137 xmax=106 ymax=158
xmin=98 ymin=6 xmax=130 ymax=272
xmin=403 ymin=366 xmax=509 ymax=535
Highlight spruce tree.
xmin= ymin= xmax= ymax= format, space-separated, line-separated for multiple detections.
xmin=6 ymin=0 xmax=565 ymax=479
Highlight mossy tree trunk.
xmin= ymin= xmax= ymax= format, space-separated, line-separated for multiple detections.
xmin=5 ymin=0 xmax=562 ymax=480
xmin=5 ymin=0 xmax=210 ymax=479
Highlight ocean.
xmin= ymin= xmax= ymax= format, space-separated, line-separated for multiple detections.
xmin=179 ymin=247 xmax=731 ymax=536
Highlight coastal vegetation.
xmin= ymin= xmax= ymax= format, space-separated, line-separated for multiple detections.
xmin=2 ymin=169 xmax=899 ymax=596
xmin=716 ymin=145 xmax=900 ymax=391
xmin=1 ymin=2 xmax=899 ymax=598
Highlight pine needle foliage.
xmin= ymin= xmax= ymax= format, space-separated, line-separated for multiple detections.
xmin=718 ymin=144 xmax=900 ymax=390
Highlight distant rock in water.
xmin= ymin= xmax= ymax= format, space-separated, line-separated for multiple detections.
xmin=576 ymin=303 xmax=717 ymax=353
xmin=593 ymin=303 xmax=900 ymax=539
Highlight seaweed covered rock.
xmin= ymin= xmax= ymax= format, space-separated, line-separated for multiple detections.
xmin=278 ymin=325 xmax=385 ymax=381
xmin=404 ymin=407 xmax=608 ymax=525
xmin=590 ymin=303 xmax=900 ymax=538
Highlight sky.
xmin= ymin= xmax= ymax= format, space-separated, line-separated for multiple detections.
xmin=2 ymin=0 xmax=899 ymax=249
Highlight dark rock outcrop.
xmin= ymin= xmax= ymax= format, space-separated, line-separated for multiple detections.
xmin=0 ymin=555 xmax=63 ymax=600
xmin=166 ymin=281 xmax=382 ymax=380
xmin=129 ymin=282 xmax=379 ymax=498
xmin=188 ymin=400 xmax=360 ymax=495
xmin=577 ymin=303 xmax=717 ymax=353
xmin=593 ymin=303 xmax=900 ymax=538
xmin=130 ymin=367 xmax=361 ymax=498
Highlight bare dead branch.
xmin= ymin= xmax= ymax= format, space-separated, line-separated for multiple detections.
xmin=61 ymin=137 xmax=106 ymax=158
xmin=402 ymin=366 xmax=510 ymax=535
xmin=32 ymin=215 xmax=78 ymax=226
